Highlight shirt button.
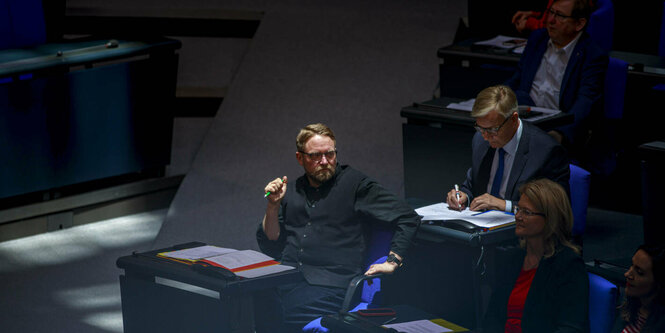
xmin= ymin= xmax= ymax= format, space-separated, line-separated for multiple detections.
xmin=298 ymin=262 xmax=303 ymax=266
xmin=307 ymin=222 xmax=311 ymax=226
xmin=303 ymin=234 xmax=307 ymax=238
xmin=299 ymin=248 xmax=304 ymax=253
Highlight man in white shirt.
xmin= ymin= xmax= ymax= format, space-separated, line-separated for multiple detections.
xmin=506 ymin=0 xmax=608 ymax=155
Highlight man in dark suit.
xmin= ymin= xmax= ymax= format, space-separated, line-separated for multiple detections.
xmin=505 ymin=0 xmax=608 ymax=153
xmin=447 ymin=85 xmax=569 ymax=213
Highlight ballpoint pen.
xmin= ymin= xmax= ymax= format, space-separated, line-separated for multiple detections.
xmin=454 ymin=184 xmax=461 ymax=209
xmin=264 ymin=177 xmax=285 ymax=198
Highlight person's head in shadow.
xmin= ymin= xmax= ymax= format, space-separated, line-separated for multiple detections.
xmin=620 ymin=244 xmax=665 ymax=328
xmin=516 ymin=178 xmax=579 ymax=257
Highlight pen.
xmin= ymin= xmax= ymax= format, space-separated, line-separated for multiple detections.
xmin=264 ymin=178 xmax=285 ymax=198
xmin=454 ymin=184 xmax=461 ymax=209
xmin=518 ymin=105 xmax=531 ymax=113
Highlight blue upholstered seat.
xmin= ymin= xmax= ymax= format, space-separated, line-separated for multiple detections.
xmin=569 ymin=164 xmax=591 ymax=238
xmin=0 ymin=0 xmax=46 ymax=51
xmin=588 ymin=272 xmax=619 ymax=333
xmin=303 ymin=227 xmax=393 ymax=332
xmin=586 ymin=0 xmax=614 ymax=54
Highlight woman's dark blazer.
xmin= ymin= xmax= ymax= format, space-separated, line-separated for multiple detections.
xmin=482 ymin=246 xmax=589 ymax=332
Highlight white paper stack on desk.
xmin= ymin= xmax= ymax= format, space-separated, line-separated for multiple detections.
xmin=158 ymin=245 xmax=295 ymax=278
xmin=415 ymin=202 xmax=515 ymax=231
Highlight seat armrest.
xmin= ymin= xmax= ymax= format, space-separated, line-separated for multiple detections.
xmin=340 ymin=273 xmax=385 ymax=312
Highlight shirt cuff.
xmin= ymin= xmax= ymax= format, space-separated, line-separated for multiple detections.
xmin=505 ymin=200 xmax=513 ymax=213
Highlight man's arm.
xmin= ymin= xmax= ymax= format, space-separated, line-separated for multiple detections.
xmin=262 ymin=176 xmax=287 ymax=240
xmin=557 ymin=46 xmax=608 ymax=145
xmin=355 ymin=178 xmax=420 ymax=275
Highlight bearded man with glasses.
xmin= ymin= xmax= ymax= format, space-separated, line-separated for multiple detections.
xmin=506 ymin=0 xmax=608 ymax=160
xmin=446 ymin=85 xmax=570 ymax=214
xmin=255 ymin=123 xmax=420 ymax=332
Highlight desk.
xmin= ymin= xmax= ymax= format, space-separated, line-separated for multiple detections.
xmin=639 ymin=141 xmax=665 ymax=246
xmin=436 ymin=41 xmax=665 ymax=153
xmin=322 ymin=304 xmax=471 ymax=332
xmin=0 ymin=37 xmax=180 ymax=201
xmin=117 ymin=242 xmax=303 ymax=333
xmin=401 ymin=97 xmax=573 ymax=202
xmin=383 ymin=205 xmax=516 ymax=330
xmin=437 ymin=42 xmax=519 ymax=99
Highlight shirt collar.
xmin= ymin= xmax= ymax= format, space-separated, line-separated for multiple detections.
xmin=502 ymin=118 xmax=523 ymax=156
xmin=548 ymin=31 xmax=582 ymax=58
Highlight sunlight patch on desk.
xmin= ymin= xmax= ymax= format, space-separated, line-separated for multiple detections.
xmin=82 ymin=311 xmax=124 ymax=333
xmin=0 ymin=209 xmax=165 ymax=272
xmin=54 ymin=283 xmax=121 ymax=309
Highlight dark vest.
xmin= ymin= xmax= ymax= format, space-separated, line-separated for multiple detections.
xmin=282 ymin=165 xmax=368 ymax=288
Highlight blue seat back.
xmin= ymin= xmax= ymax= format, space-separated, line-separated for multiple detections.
xmin=0 ymin=0 xmax=46 ymax=50
xmin=569 ymin=164 xmax=591 ymax=237
xmin=604 ymin=57 xmax=628 ymax=120
xmin=587 ymin=0 xmax=614 ymax=54
xmin=588 ymin=272 xmax=618 ymax=333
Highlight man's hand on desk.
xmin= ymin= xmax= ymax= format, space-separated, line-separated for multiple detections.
xmin=469 ymin=193 xmax=506 ymax=212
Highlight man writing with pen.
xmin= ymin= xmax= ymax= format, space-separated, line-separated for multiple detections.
xmin=255 ymin=123 xmax=420 ymax=332
xmin=446 ymin=85 xmax=570 ymax=213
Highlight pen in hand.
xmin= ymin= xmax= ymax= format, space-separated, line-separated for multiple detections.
xmin=264 ymin=177 xmax=285 ymax=198
xmin=454 ymin=184 xmax=462 ymax=209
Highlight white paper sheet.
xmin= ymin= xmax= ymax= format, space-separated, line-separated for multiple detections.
xmin=384 ymin=319 xmax=452 ymax=333
xmin=416 ymin=202 xmax=514 ymax=228
xmin=203 ymin=250 xmax=275 ymax=270
xmin=446 ymin=98 xmax=561 ymax=123
xmin=235 ymin=264 xmax=296 ymax=278
xmin=160 ymin=245 xmax=237 ymax=261
xmin=474 ymin=35 xmax=527 ymax=49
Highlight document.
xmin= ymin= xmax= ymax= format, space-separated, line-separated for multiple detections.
xmin=158 ymin=245 xmax=236 ymax=262
xmin=416 ymin=202 xmax=515 ymax=229
xmin=158 ymin=245 xmax=295 ymax=278
xmin=474 ymin=35 xmax=527 ymax=49
xmin=446 ymin=98 xmax=561 ymax=123
xmin=384 ymin=319 xmax=452 ymax=333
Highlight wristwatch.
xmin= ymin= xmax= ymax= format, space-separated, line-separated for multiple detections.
xmin=386 ymin=254 xmax=403 ymax=267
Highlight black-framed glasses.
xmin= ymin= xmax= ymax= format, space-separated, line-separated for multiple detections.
xmin=299 ymin=149 xmax=337 ymax=162
xmin=546 ymin=8 xmax=576 ymax=22
xmin=474 ymin=116 xmax=511 ymax=135
xmin=515 ymin=205 xmax=545 ymax=217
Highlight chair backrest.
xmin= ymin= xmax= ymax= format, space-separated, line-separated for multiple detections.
xmin=604 ymin=57 xmax=628 ymax=120
xmin=0 ymin=0 xmax=46 ymax=50
xmin=360 ymin=226 xmax=394 ymax=305
xmin=590 ymin=57 xmax=628 ymax=176
xmin=587 ymin=0 xmax=614 ymax=54
xmin=569 ymin=164 xmax=591 ymax=237
xmin=588 ymin=272 xmax=619 ymax=333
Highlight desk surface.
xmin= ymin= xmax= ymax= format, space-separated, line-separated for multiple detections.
xmin=417 ymin=222 xmax=515 ymax=247
xmin=322 ymin=304 xmax=471 ymax=332
xmin=438 ymin=39 xmax=665 ymax=77
xmin=117 ymin=242 xmax=304 ymax=295
xmin=401 ymin=97 xmax=574 ymax=132
xmin=0 ymin=37 xmax=181 ymax=76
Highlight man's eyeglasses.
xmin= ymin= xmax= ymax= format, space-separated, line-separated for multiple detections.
xmin=515 ymin=205 xmax=545 ymax=218
xmin=546 ymin=8 xmax=576 ymax=22
xmin=474 ymin=116 xmax=511 ymax=135
xmin=299 ymin=150 xmax=337 ymax=162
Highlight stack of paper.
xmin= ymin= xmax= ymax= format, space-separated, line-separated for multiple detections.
xmin=415 ymin=202 xmax=515 ymax=230
xmin=158 ymin=245 xmax=295 ymax=278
